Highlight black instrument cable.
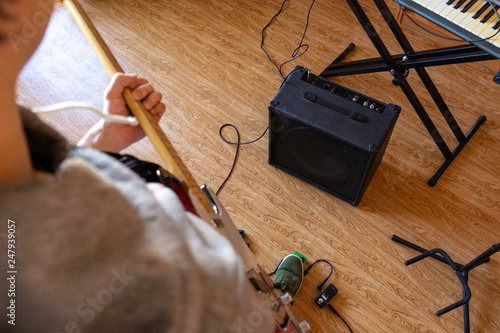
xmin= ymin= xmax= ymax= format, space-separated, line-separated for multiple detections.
xmin=268 ymin=258 xmax=354 ymax=332
xmin=216 ymin=0 xmax=317 ymax=195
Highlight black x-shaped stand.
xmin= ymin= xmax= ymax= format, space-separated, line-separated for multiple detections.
xmin=392 ymin=235 xmax=500 ymax=333
xmin=321 ymin=0 xmax=496 ymax=186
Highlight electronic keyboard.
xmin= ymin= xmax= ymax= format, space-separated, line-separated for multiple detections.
xmin=395 ymin=0 xmax=500 ymax=58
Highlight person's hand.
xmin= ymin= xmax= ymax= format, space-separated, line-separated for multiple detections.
xmin=78 ymin=73 xmax=166 ymax=152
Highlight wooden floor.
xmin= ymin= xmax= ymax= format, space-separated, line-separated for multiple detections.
xmin=17 ymin=0 xmax=499 ymax=332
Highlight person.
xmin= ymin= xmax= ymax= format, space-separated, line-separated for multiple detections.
xmin=0 ymin=1 xmax=280 ymax=332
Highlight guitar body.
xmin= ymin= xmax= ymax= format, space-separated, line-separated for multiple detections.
xmin=191 ymin=185 xmax=309 ymax=332
xmin=110 ymin=153 xmax=309 ymax=331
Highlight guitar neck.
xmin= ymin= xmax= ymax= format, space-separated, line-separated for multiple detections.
xmin=60 ymin=0 xmax=213 ymax=214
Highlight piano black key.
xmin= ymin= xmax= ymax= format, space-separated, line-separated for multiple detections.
xmin=480 ymin=6 xmax=499 ymax=23
xmin=473 ymin=3 xmax=490 ymax=19
xmin=446 ymin=0 xmax=456 ymax=5
xmin=454 ymin=0 xmax=468 ymax=9
xmin=462 ymin=0 xmax=478 ymax=13
xmin=492 ymin=7 xmax=500 ymax=30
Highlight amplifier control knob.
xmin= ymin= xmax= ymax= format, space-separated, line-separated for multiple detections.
xmin=352 ymin=95 xmax=359 ymax=102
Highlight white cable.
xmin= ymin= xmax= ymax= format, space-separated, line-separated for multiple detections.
xmin=31 ymin=102 xmax=139 ymax=126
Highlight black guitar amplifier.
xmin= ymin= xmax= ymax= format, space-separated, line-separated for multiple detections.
xmin=268 ymin=67 xmax=400 ymax=205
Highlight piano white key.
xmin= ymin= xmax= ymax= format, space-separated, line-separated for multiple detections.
xmin=458 ymin=2 xmax=486 ymax=28
xmin=467 ymin=22 xmax=493 ymax=36
xmin=410 ymin=0 xmax=427 ymax=5
xmin=486 ymin=30 xmax=500 ymax=46
xmin=472 ymin=14 xmax=499 ymax=39
xmin=464 ymin=3 xmax=492 ymax=31
xmin=481 ymin=24 xmax=500 ymax=41
xmin=486 ymin=30 xmax=500 ymax=44
xmin=435 ymin=2 xmax=457 ymax=17
xmin=483 ymin=17 xmax=500 ymax=45
xmin=445 ymin=7 xmax=464 ymax=22
xmin=474 ymin=9 xmax=500 ymax=36
xmin=450 ymin=1 xmax=484 ymax=25
xmin=422 ymin=0 xmax=446 ymax=10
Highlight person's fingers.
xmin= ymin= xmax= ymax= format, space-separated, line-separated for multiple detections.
xmin=105 ymin=73 xmax=139 ymax=99
xmin=129 ymin=77 xmax=149 ymax=90
xmin=104 ymin=73 xmax=165 ymax=122
xmin=150 ymin=102 xmax=166 ymax=122
xmin=131 ymin=82 xmax=155 ymax=101
xmin=142 ymin=91 xmax=163 ymax=110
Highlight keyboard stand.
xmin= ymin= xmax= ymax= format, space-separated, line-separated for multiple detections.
xmin=321 ymin=0 xmax=496 ymax=186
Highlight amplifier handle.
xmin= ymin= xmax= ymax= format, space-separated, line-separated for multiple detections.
xmin=303 ymin=92 xmax=366 ymax=123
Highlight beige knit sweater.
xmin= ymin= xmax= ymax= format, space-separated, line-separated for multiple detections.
xmin=0 ymin=108 xmax=273 ymax=333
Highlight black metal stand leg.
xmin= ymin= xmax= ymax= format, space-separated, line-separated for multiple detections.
xmin=427 ymin=115 xmax=486 ymax=186
xmin=392 ymin=235 xmax=500 ymax=333
xmin=322 ymin=45 xmax=494 ymax=77
xmin=321 ymin=0 xmax=489 ymax=186
xmin=330 ymin=43 xmax=356 ymax=65
xmin=373 ymin=0 xmax=466 ymax=143
xmin=345 ymin=0 xmax=456 ymax=167
xmin=391 ymin=235 xmax=464 ymax=266
xmin=463 ymin=288 xmax=470 ymax=333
